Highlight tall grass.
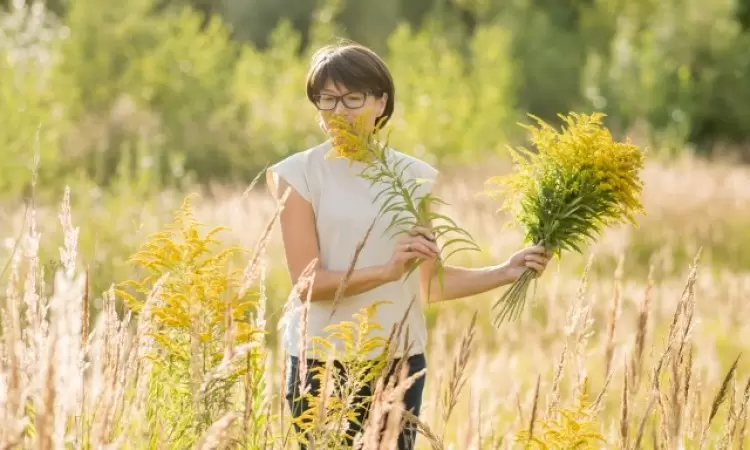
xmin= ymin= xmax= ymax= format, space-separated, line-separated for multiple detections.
xmin=2 ymin=155 xmax=750 ymax=448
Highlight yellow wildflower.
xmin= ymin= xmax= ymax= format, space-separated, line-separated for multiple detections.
xmin=323 ymin=112 xmax=379 ymax=163
xmin=486 ymin=112 xmax=646 ymax=326
xmin=116 ymin=194 xmax=264 ymax=363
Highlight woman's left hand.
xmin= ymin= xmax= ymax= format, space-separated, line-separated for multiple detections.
xmin=504 ymin=245 xmax=553 ymax=282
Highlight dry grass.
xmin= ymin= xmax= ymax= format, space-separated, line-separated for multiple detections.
xmin=1 ymin=155 xmax=750 ymax=448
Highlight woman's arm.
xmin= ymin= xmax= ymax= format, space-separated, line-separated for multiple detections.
xmin=273 ymin=179 xmax=389 ymax=302
xmin=419 ymin=250 xmax=550 ymax=303
xmin=414 ymin=219 xmax=552 ymax=303
xmin=271 ymin=179 xmax=439 ymax=302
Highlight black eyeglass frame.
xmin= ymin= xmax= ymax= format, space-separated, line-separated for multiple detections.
xmin=311 ymin=91 xmax=371 ymax=111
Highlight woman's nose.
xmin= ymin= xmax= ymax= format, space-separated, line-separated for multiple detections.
xmin=333 ymin=99 xmax=348 ymax=114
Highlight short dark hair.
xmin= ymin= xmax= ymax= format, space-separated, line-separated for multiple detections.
xmin=306 ymin=41 xmax=396 ymax=128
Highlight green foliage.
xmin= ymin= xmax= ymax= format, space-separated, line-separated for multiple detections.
xmin=3 ymin=0 xmax=750 ymax=203
xmin=506 ymin=3 xmax=588 ymax=125
xmin=384 ymin=21 xmax=517 ymax=164
xmin=227 ymin=20 xmax=321 ymax=174
xmin=580 ymin=0 xmax=750 ymax=155
xmin=222 ymin=0 xmax=316 ymax=48
xmin=0 ymin=4 xmax=72 ymax=202
xmin=59 ymin=0 xmax=239 ymax=185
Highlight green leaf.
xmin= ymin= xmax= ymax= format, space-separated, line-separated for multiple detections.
xmin=442 ymin=237 xmax=481 ymax=251
xmin=443 ymin=245 xmax=478 ymax=262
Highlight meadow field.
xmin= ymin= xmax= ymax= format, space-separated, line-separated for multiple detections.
xmin=3 ymin=0 xmax=750 ymax=447
xmin=2 ymin=152 xmax=750 ymax=448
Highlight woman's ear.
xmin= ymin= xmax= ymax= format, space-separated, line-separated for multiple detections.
xmin=378 ymin=93 xmax=388 ymax=116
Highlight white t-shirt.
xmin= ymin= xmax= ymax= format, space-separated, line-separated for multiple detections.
xmin=267 ymin=140 xmax=439 ymax=360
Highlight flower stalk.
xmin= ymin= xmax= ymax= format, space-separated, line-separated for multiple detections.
xmin=324 ymin=112 xmax=480 ymax=296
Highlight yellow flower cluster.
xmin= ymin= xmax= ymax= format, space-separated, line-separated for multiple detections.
xmin=323 ymin=112 xmax=380 ymax=164
xmin=514 ymin=382 xmax=607 ymax=449
xmin=116 ymin=194 xmax=262 ymax=364
xmin=486 ymin=112 xmax=646 ymax=325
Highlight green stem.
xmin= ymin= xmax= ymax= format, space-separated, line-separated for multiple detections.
xmin=376 ymin=149 xmax=422 ymax=222
xmin=493 ymin=269 xmax=535 ymax=325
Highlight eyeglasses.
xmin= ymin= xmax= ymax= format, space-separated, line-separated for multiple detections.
xmin=312 ymin=92 xmax=368 ymax=111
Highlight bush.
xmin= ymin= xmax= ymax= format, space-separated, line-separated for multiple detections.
xmin=580 ymin=0 xmax=750 ymax=154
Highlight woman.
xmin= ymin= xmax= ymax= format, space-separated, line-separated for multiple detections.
xmin=266 ymin=42 xmax=552 ymax=449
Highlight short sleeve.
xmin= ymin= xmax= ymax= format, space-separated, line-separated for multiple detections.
xmin=405 ymin=155 xmax=440 ymax=199
xmin=266 ymin=152 xmax=312 ymax=203
xmin=415 ymin=159 xmax=439 ymax=185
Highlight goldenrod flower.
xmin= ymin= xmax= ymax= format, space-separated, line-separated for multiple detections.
xmin=515 ymin=381 xmax=607 ymax=448
xmin=486 ymin=112 xmax=646 ymax=325
xmin=116 ymin=193 xmax=263 ymax=369
xmin=323 ymin=112 xmax=380 ymax=164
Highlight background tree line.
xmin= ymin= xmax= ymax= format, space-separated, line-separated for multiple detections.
xmin=2 ymin=0 xmax=750 ymax=202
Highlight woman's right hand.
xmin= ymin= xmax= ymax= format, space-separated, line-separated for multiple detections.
xmin=381 ymin=226 xmax=440 ymax=282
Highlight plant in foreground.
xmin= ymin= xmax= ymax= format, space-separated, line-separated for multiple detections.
xmin=116 ymin=194 xmax=266 ymax=444
xmin=485 ymin=112 xmax=646 ymax=326
xmin=290 ymin=301 xmax=392 ymax=447
xmin=515 ymin=381 xmax=607 ymax=449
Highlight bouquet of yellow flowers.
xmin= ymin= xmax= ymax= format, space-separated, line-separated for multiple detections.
xmin=486 ymin=112 xmax=646 ymax=326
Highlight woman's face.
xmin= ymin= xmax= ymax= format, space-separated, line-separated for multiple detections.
xmin=315 ymin=78 xmax=388 ymax=135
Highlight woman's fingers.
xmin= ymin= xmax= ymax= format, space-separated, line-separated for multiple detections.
xmin=396 ymin=230 xmax=441 ymax=259
xmin=399 ymin=231 xmax=435 ymax=244
xmin=402 ymin=240 xmax=438 ymax=259
xmin=409 ymin=226 xmax=436 ymax=242
xmin=407 ymin=235 xmax=439 ymax=254
xmin=525 ymin=244 xmax=555 ymax=258
xmin=525 ymin=254 xmax=551 ymax=273
xmin=525 ymin=261 xmax=546 ymax=273
xmin=527 ymin=245 xmax=547 ymax=254
xmin=525 ymin=254 xmax=549 ymax=265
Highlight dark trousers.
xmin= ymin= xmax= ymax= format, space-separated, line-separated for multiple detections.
xmin=286 ymin=353 xmax=427 ymax=450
